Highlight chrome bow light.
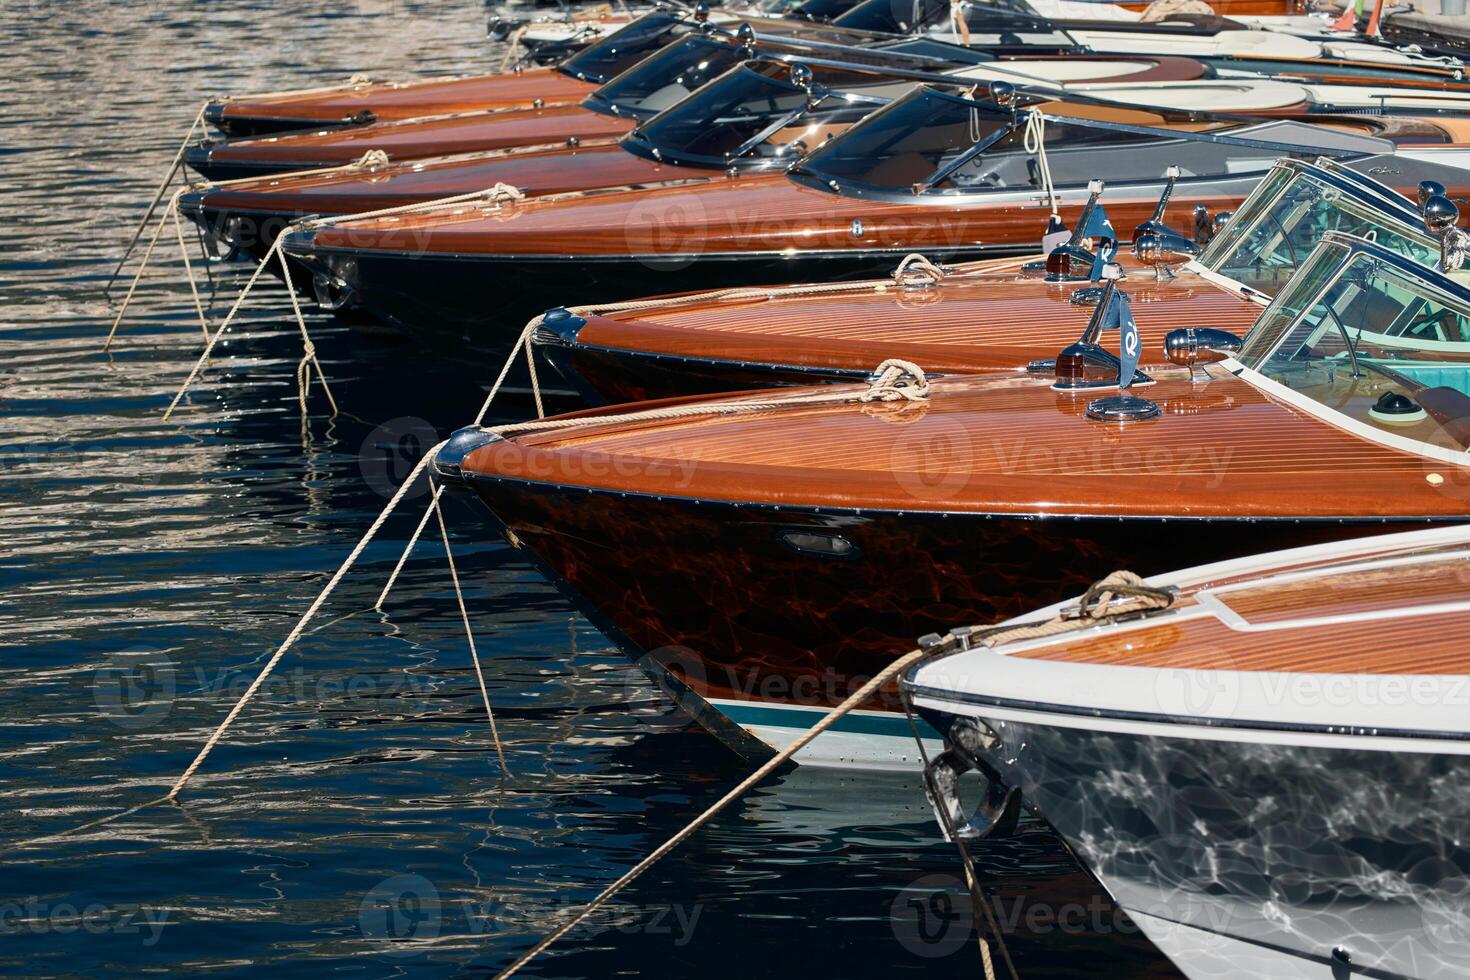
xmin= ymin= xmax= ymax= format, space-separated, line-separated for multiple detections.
xmin=1422 ymin=193 xmax=1462 ymax=272
xmin=988 ymin=79 xmax=1016 ymax=109
xmin=1163 ymin=326 xmax=1243 ymax=381
xmin=1041 ymin=179 xmax=1107 ymax=283
xmin=1418 ymin=179 xmax=1447 ymax=211
xmin=1132 ymin=166 xmax=1200 ymax=281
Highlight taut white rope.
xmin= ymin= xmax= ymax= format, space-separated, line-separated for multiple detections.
xmin=433 ymin=489 xmax=510 ymax=774
xmin=1024 ymin=112 xmax=1058 ymax=218
xmin=106 ymin=101 xmax=208 ymax=299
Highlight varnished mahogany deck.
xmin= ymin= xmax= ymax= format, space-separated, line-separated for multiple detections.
xmin=462 ymin=366 xmax=1470 ymax=517
xmin=193 ymin=141 xmax=676 ymax=216
xmin=574 ymin=265 xmax=1261 ymax=374
xmin=212 ymin=68 xmax=596 ymax=131
xmin=193 ymin=104 xmax=634 ymax=173
xmin=1012 ymin=548 xmax=1470 ymax=675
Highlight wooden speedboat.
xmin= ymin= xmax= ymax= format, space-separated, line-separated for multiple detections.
xmin=278 ymin=84 xmax=1463 ymax=342
xmin=204 ymin=9 xmax=695 ymax=138
xmin=905 ymin=523 xmax=1470 ymax=978
xmin=506 ymin=0 xmax=866 ymax=63
xmin=205 ymin=5 xmax=860 ymax=137
xmin=434 ymin=229 xmax=1470 ymax=770
xmin=177 ymin=54 xmax=1213 ymax=272
xmin=535 ymin=156 xmax=1456 ymax=402
xmin=189 ymin=25 xmax=855 ymax=181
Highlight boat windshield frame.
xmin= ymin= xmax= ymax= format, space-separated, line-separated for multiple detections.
xmin=1238 ymin=232 xmax=1470 ymax=372
xmin=580 ymin=35 xmax=756 ymax=121
xmin=1198 ymin=158 xmax=1439 ymax=295
xmin=556 ymin=11 xmax=690 ymax=86
xmin=833 ymin=0 xmax=1076 ymax=42
xmin=621 ymin=62 xmax=897 ymax=171
xmin=787 ymin=86 xmax=1350 ymax=204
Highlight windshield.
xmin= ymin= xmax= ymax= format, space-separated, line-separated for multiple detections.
xmin=1239 ymin=238 xmax=1470 ymax=447
xmin=785 ymin=0 xmax=863 ymax=21
xmin=833 ymin=0 xmax=1062 ymax=34
xmin=793 ymin=88 xmax=1295 ymax=198
xmin=558 ymin=13 xmax=688 ymax=85
xmin=583 ymin=36 xmax=751 ymax=120
xmin=626 ymin=65 xmax=910 ymax=169
xmin=1200 ymin=163 xmax=1439 ymax=297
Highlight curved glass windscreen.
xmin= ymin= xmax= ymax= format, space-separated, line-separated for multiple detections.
xmin=1201 ymin=162 xmax=1439 ymax=296
xmin=793 ymin=88 xmax=1297 ymax=198
xmin=833 ymin=0 xmax=1063 ymax=36
xmin=557 ymin=12 xmax=687 ymax=85
xmin=785 ymin=0 xmax=864 ymax=22
xmin=834 ymin=0 xmax=948 ymax=33
xmin=1240 ymin=237 xmax=1470 ymax=446
xmin=626 ymin=65 xmax=907 ymax=169
xmin=583 ymin=36 xmax=751 ymax=120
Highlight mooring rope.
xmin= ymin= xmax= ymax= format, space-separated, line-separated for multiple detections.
xmin=170 ymin=195 xmax=213 ymax=342
xmin=161 ymin=233 xmax=335 ymax=422
xmin=493 ymin=637 xmax=950 ymax=979
xmin=105 ymin=188 xmax=186 ymax=351
xmin=375 ymin=352 xmax=921 ymax=612
xmin=432 ymin=487 xmax=511 ymax=774
xmin=160 ymin=171 xmax=515 ymax=420
xmin=499 ymin=250 xmax=976 ymax=361
xmin=498 ymin=23 xmax=534 ymax=73
xmin=501 ymin=569 xmax=1170 ymax=977
xmin=1023 ymin=113 xmax=1058 ymax=220
xmin=105 ymin=101 xmax=209 ymax=300
xmin=375 ymin=482 xmax=444 ymax=611
xmin=892 ymin=252 xmax=946 ymax=288
xmin=950 ymin=0 xmax=973 ymax=44
xmin=276 ymin=241 xmax=339 ymax=418
xmin=12 ymin=441 xmax=479 ymax=851
xmin=488 ymin=357 xmax=928 ymax=437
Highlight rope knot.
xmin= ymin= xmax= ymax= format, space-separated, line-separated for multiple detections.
xmin=860 ymin=359 xmax=930 ymax=403
xmin=1071 ymin=570 xmax=1175 ymax=620
xmin=482 ymin=182 xmax=526 ymax=205
xmin=348 ymin=73 xmax=374 ymax=87
xmin=893 ymin=253 xmax=945 ymax=288
xmin=349 ymin=149 xmax=391 ymax=171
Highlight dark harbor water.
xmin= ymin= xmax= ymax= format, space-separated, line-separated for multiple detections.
xmin=1 ymin=3 xmax=1180 ymax=976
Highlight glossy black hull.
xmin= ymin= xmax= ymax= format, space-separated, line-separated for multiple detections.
xmin=184 ymin=147 xmax=323 ymax=182
xmin=911 ymin=701 xmax=1470 ymax=978
xmin=178 ymin=200 xmax=327 ymax=298
xmin=445 ymin=469 xmax=1429 ymax=725
xmin=283 ymin=240 xmax=1020 ymax=358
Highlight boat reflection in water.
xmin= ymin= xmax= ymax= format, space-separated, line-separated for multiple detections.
xmin=904 ymin=523 xmax=1470 ymax=979
xmin=434 ymin=212 xmax=1470 ymax=770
